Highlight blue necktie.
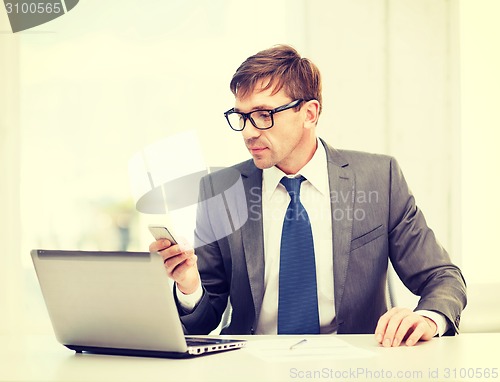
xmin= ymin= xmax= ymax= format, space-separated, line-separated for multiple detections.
xmin=277 ymin=176 xmax=320 ymax=334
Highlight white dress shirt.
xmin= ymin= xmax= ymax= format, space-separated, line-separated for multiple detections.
xmin=256 ymin=139 xmax=334 ymax=334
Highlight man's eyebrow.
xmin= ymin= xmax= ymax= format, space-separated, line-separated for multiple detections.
xmin=234 ymin=104 xmax=274 ymax=113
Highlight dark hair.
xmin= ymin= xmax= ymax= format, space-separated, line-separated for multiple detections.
xmin=230 ymin=45 xmax=322 ymax=114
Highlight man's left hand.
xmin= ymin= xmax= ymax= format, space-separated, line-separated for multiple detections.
xmin=375 ymin=307 xmax=437 ymax=347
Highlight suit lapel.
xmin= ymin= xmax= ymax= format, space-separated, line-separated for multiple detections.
xmin=321 ymin=140 xmax=355 ymax=320
xmin=239 ymin=161 xmax=265 ymax=324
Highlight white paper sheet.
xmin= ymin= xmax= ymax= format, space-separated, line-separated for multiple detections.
xmin=242 ymin=337 xmax=377 ymax=362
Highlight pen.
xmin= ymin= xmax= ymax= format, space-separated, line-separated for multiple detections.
xmin=289 ymin=339 xmax=308 ymax=350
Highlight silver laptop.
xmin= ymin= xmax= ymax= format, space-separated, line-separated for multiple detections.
xmin=31 ymin=249 xmax=246 ymax=358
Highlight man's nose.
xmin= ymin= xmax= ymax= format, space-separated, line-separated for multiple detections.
xmin=241 ymin=119 xmax=261 ymax=140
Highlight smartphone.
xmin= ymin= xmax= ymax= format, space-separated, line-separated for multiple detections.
xmin=148 ymin=225 xmax=178 ymax=245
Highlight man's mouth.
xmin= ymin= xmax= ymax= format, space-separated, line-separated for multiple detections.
xmin=248 ymin=147 xmax=267 ymax=154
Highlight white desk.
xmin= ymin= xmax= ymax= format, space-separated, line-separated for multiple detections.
xmin=1 ymin=333 xmax=498 ymax=382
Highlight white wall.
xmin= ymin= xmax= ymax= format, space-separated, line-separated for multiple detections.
xmin=460 ymin=0 xmax=500 ymax=284
xmin=458 ymin=0 xmax=500 ymax=332
xmin=0 ymin=12 xmax=23 ymax=334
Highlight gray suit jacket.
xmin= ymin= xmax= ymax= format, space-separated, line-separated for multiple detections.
xmin=176 ymin=139 xmax=466 ymax=335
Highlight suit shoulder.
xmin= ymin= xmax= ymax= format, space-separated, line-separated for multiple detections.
xmin=206 ymin=159 xmax=254 ymax=179
xmin=199 ymin=159 xmax=255 ymax=195
xmin=337 ymin=149 xmax=394 ymax=164
xmin=334 ymin=149 xmax=398 ymax=173
xmin=321 ymin=139 xmax=395 ymax=169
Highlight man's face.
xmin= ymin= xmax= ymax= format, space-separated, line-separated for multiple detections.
xmin=235 ymin=83 xmax=312 ymax=174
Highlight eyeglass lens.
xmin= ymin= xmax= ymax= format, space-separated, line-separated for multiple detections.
xmin=227 ymin=110 xmax=273 ymax=131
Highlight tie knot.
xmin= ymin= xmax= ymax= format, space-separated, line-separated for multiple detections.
xmin=280 ymin=176 xmax=305 ymax=198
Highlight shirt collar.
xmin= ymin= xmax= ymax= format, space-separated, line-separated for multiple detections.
xmin=262 ymin=138 xmax=329 ymax=200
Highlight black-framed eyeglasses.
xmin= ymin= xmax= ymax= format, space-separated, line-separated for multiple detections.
xmin=224 ymin=99 xmax=304 ymax=131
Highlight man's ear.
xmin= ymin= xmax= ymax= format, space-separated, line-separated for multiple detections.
xmin=303 ymin=100 xmax=320 ymax=129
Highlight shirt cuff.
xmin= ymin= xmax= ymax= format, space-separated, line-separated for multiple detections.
xmin=175 ymin=283 xmax=203 ymax=313
xmin=415 ymin=310 xmax=449 ymax=337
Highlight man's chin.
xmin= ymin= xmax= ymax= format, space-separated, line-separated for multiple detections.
xmin=252 ymin=157 xmax=274 ymax=170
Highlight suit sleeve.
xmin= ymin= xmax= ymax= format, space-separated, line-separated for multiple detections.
xmin=176 ymin=175 xmax=230 ymax=335
xmin=387 ymin=157 xmax=466 ymax=334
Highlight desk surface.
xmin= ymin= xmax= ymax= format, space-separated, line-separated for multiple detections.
xmin=1 ymin=333 xmax=498 ymax=382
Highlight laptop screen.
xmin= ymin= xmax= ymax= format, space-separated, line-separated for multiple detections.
xmin=31 ymin=249 xmax=188 ymax=353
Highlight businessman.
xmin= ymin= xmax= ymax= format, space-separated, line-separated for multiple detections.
xmin=149 ymin=45 xmax=466 ymax=347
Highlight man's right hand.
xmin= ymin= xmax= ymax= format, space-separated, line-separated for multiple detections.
xmin=149 ymin=239 xmax=201 ymax=295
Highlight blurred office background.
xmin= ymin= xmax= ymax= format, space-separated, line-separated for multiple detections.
xmin=1 ymin=0 xmax=499 ymax=335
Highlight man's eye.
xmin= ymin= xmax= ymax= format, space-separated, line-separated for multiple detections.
xmin=256 ymin=112 xmax=271 ymax=120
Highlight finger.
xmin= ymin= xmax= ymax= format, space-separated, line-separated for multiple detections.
xmin=171 ymin=255 xmax=198 ymax=280
xmin=178 ymin=244 xmax=195 ymax=257
xmin=177 ymin=243 xmax=195 ymax=259
xmin=382 ymin=308 xmax=412 ymax=347
xmin=405 ymin=320 xmax=428 ymax=346
xmin=163 ymin=252 xmax=190 ymax=276
xmin=184 ymin=254 xmax=197 ymax=267
xmin=406 ymin=317 xmax=436 ymax=345
xmin=158 ymin=243 xmax=186 ymax=262
xmin=163 ymin=249 xmax=198 ymax=276
xmin=393 ymin=315 xmax=419 ymax=347
xmin=375 ymin=307 xmax=399 ymax=343
xmin=149 ymin=239 xmax=172 ymax=253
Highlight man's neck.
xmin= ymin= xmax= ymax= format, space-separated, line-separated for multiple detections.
xmin=276 ymin=136 xmax=318 ymax=175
